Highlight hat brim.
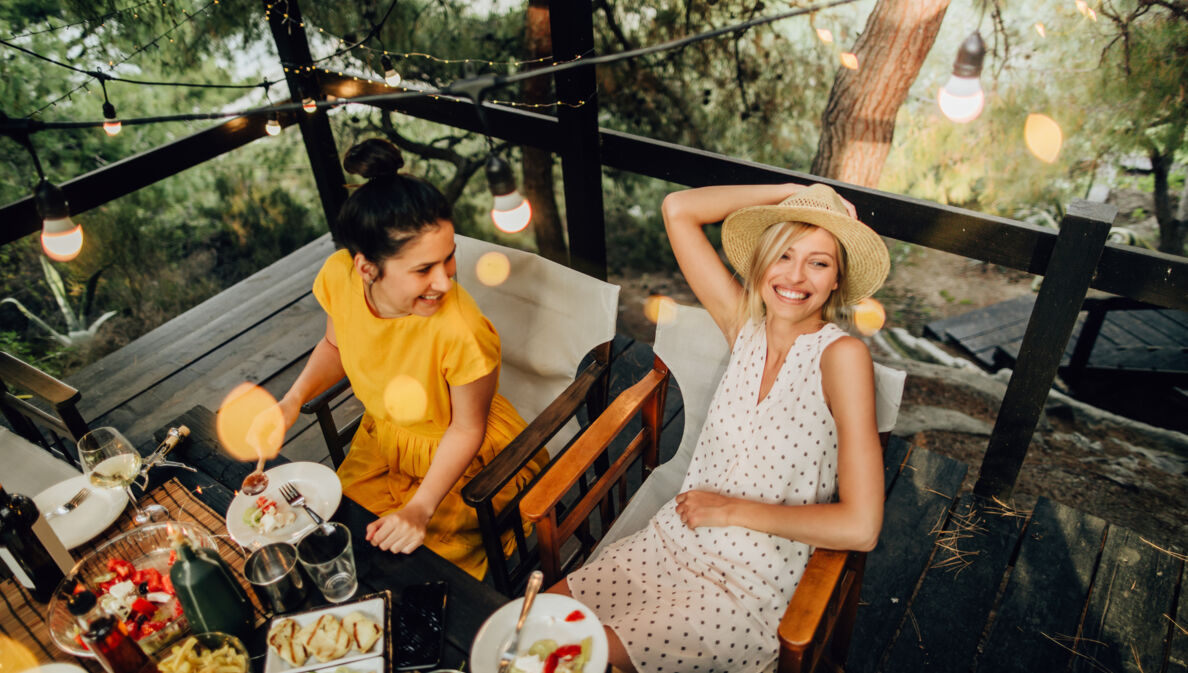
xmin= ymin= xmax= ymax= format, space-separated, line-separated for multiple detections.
xmin=721 ymin=205 xmax=890 ymax=305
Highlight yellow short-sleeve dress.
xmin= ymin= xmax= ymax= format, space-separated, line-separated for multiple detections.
xmin=312 ymin=249 xmax=545 ymax=579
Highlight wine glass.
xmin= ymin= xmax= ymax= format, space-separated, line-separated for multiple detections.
xmin=78 ymin=427 xmax=166 ymax=524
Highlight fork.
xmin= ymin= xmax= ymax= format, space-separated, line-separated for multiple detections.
xmin=496 ymin=570 xmax=543 ymax=673
xmin=44 ymin=487 xmax=90 ymax=520
xmin=278 ymin=482 xmax=334 ymax=535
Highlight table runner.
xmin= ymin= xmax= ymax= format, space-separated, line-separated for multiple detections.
xmin=0 ymin=479 xmax=267 ymax=671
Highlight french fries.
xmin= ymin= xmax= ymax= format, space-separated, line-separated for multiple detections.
xmin=158 ymin=636 xmax=248 ymax=673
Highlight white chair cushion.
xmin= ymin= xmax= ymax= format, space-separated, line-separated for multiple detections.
xmin=454 ymin=236 xmax=620 ymax=452
xmin=0 ymin=426 xmax=81 ymax=496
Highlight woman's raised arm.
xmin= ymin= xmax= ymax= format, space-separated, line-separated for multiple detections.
xmin=662 ymin=183 xmax=806 ymax=341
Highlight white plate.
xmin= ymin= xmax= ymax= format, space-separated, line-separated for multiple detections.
xmin=33 ymin=475 xmax=127 ymax=549
xmin=470 ymin=594 xmax=608 ymax=673
xmin=264 ymin=595 xmax=387 ymax=673
xmin=226 ymin=462 xmax=342 ymax=548
xmin=22 ymin=664 xmax=88 ymax=673
xmin=309 ymin=655 xmax=385 ymax=673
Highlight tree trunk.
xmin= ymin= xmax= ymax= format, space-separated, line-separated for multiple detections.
xmin=1152 ymin=145 xmax=1188 ymax=255
xmin=811 ymin=0 xmax=950 ymax=187
xmin=522 ymin=0 xmax=568 ymax=264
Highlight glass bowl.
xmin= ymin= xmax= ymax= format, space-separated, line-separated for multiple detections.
xmin=156 ymin=632 xmax=250 ymax=673
xmin=47 ymin=520 xmax=217 ymax=658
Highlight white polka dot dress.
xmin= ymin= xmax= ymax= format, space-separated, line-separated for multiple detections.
xmin=568 ymin=320 xmax=846 ymax=673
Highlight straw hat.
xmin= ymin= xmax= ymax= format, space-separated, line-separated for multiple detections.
xmin=721 ymin=184 xmax=890 ymax=305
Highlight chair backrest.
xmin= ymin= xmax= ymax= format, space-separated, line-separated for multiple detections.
xmin=594 ymin=303 xmax=906 ymax=554
xmin=0 ymin=350 xmax=90 ymax=468
xmin=455 ymin=236 xmax=620 ymax=450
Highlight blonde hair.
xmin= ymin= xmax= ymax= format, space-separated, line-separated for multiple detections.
xmin=737 ymin=222 xmax=850 ymax=328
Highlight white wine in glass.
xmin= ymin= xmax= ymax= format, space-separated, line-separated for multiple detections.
xmin=78 ymin=427 xmax=166 ymax=524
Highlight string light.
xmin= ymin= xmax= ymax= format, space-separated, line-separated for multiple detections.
xmin=6 ymin=125 xmax=84 ymax=261
xmin=99 ymin=78 xmax=121 ymax=136
xmin=938 ymin=31 xmax=986 ymax=124
xmin=265 ymin=112 xmax=282 ymax=136
xmin=485 ymin=155 xmax=530 ymax=233
xmin=381 ymin=54 xmax=401 ymax=87
xmin=302 ymin=97 xmax=317 ymax=113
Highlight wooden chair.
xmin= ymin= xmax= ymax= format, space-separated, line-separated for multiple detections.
xmin=520 ymin=303 xmax=905 ymax=673
xmin=300 ymin=235 xmax=621 ymax=595
xmin=0 ymin=350 xmax=91 ymax=468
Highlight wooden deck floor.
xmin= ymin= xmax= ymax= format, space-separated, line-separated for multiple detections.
xmin=62 ymin=235 xmax=1188 ymax=672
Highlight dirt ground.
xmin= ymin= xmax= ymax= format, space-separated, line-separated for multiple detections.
xmin=609 ymin=211 xmax=1188 ymax=551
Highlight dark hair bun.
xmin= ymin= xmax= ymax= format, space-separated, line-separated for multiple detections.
xmin=343 ymin=138 xmax=405 ymax=179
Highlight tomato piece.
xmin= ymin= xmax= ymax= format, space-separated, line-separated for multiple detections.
xmin=139 ymin=568 xmax=165 ymax=593
xmin=564 ymin=610 xmax=586 ymax=622
xmin=554 ymin=645 xmax=582 ymax=660
xmin=163 ymin=574 xmax=175 ymax=596
xmin=543 ymin=652 xmax=560 ymax=673
xmin=168 ymin=549 xmax=177 ymax=565
xmin=107 ymin=558 xmax=135 ymax=580
xmin=140 ymin=621 xmax=166 ymax=637
xmin=130 ymin=597 xmax=156 ymax=617
xmin=172 ymin=600 xmax=184 ymax=617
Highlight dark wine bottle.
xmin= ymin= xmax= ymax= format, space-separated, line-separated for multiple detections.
xmin=67 ymin=589 xmax=160 ymax=673
xmin=0 ymin=483 xmax=73 ymax=603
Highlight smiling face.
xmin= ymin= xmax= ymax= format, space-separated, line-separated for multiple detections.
xmin=355 ymin=220 xmax=457 ymax=318
xmin=757 ymin=226 xmax=841 ymax=326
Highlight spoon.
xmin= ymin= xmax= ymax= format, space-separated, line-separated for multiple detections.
xmin=240 ymin=449 xmax=269 ymax=496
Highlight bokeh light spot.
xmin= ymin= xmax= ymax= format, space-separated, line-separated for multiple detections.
xmin=0 ymin=635 xmax=37 ymax=673
xmin=643 ymin=295 xmax=677 ymax=325
xmin=384 ymin=375 xmax=428 ymax=424
xmin=217 ymin=383 xmax=283 ymax=461
xmin=475 ymin=251 xmax=511 ymax=287
xmin=1024 ymin=113 xmax=1063 ymax=163
xmin=839 ymin=53 xmax=859 ymax=70
xmin=853 ymin=298 xmax=886 ymax=337
xmin=1035 ymin=23 xmax=1046 ymax=37
xmin=816 ymin=28 xmax=834 ymax=44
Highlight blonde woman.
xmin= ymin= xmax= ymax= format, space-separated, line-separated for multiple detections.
xmin=551 ymin=183 xmax=891 ymax=673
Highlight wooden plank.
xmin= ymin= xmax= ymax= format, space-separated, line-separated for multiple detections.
xmin=92 ymin=292 xmax=327 ymax=448
xmin=976 ymin=498 xmax=1107 ymax=673
xmin=1157 ymin=309 xmax=1188 ymax=330
xmin=1136 ymin=309 xmax=1188 ymax=341
xmin=1168 ymin=557 xmax=1188 ymax=673
xmin=1105 ymin=310 xmax=1183 ymax=348
xmin=1072 ymin=526 xmax=1180 ymax=673
xmin=68 ymin=234 xmax=333 ymax=422
xmin=975 ymin=201 xmax=1114 ymax=498
xmin=924 ymin=295 xmax=1036 ymax=342
xmin=847 ymin=447 xmax=968 ymax=673
xmin=882 ymin=494 xmax=1025 ymax=673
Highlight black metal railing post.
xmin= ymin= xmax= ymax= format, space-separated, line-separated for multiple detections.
xmin=264 ymin=0 xmax=347 ymax=229
xmin=973 ymin=200 xmax=1116 ymax=499
xmin=549 ymin=0 xmax=608 ymax=280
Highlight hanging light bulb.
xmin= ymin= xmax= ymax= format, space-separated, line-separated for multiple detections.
xmin=485 ymin=156 xmax=531 ymax=233
xmin=265 ymin=113 xmax=282 ymax=136
xmin=35 ymin=180 xmax=82 ymax=262
xmin=102 ymin=101 xmax=121 ymax=136
xmin=302 ymin=97 xmax=317 ymax=113
xmin=937 ymin=31 xmax=986 ymax=124
xmin=381 ymin=54 xmax=401 ymax=87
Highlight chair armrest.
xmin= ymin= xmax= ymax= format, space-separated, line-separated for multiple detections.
xmin=300 ymin=376 xmax=352 ymax=414
xmin=519 ymin=368 xmax=669 ymax=522
xmin=462 ymin=358 xmax=611 ymax=507
xmin=778 ymin=549 xmax=852 ymax=649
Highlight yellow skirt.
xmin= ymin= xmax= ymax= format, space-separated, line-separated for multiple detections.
xmin=335 ymin=395 xmax=545 ymax=579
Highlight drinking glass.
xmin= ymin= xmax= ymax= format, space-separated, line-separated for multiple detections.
xmin=78 ymin=427 xmax=166 ymax=524
xmin=296 ymin=522 xmax=357 ymax=603
xmin=245 ymin=542 xmax=309 ymax=613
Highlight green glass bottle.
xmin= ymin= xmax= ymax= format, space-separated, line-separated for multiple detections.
xmin=169 ymin=540 xmax=251 ymax=639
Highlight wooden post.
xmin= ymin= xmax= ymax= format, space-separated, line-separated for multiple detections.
xmin=549 ymin=0 xmax=608 ymax=280
xmin=973 ymin=200 xmax=1115 ymax=499
xmin=264 ymin=0 xmax=347 ymax=229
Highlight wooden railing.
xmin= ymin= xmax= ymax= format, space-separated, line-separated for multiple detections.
xmin=2 ymin=0 xmax=1185 ymax=498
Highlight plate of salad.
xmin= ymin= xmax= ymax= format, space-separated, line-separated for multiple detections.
xmin=470 ymin=594 xmax=607 ymax=673
xmin=47 ymin=521 xmax=215 ymax=658
xmin=225 ymin=462 xmax=342 ymax=549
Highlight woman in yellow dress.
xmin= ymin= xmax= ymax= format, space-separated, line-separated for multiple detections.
xmin=270 ymin=138 xmax=544 ymax=579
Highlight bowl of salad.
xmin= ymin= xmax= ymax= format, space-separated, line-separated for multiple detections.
xmin=47 ymin=520 xmax=218 ymax=658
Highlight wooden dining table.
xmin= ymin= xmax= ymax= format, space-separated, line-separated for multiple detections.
xmin=149 ymin=404 xmax=509 ymax=672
